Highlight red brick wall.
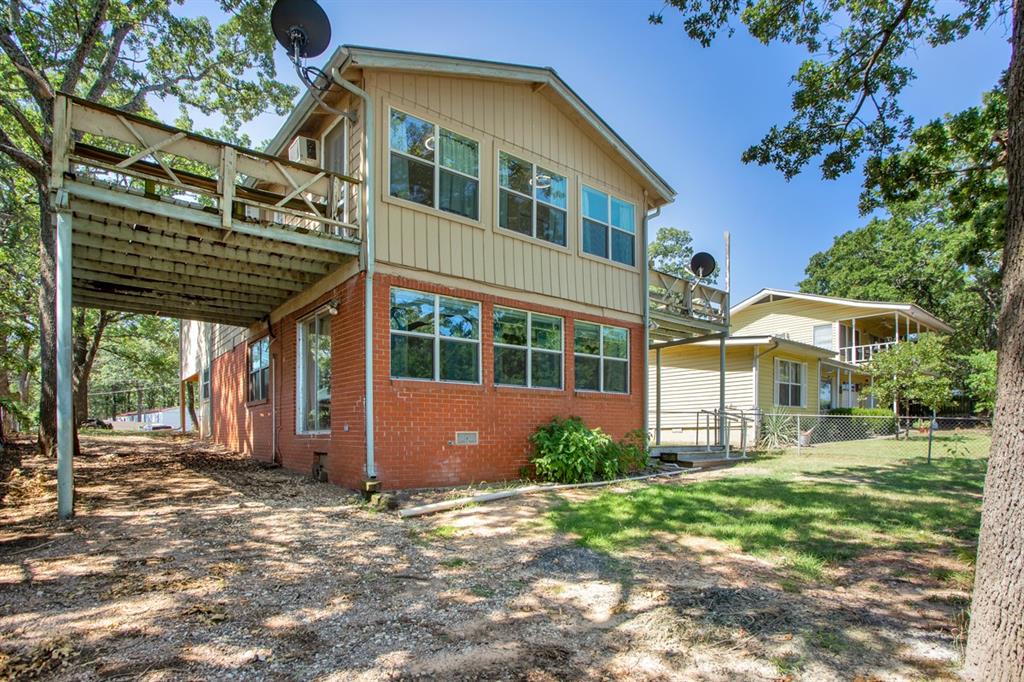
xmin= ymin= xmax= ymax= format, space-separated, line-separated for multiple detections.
xmin=372 ymin=273 xmax=644 ymax=489
xmin=210 ymin=343 xmax=273 ymax=461
xmin=208 ymin=270 xmax=644 ymax=490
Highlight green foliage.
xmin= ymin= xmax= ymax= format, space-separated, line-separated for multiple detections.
xmin=827 ymin=407 xmax=894 ymax=417
xmin=759 ymin=410 xmax=795 ymax=450
xmin=866 ymin=333 xmax=953 ymax=413
xmin=529 ymin=417 xmax=648 ymax=484
xmin=964 ymin=350 xmax=997 ymax=414
xmin=649 ymin=227 xmax=694 ymax=276
xmin=650 ymin=0 xmax=1004 ymax=181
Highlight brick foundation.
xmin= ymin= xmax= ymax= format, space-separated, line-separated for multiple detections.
xmin=208 ymin=271 xmax=644 ymax=490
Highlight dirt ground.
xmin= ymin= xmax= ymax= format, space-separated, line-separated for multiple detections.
xmin=0 ymin=435 xmax=968 ymax=681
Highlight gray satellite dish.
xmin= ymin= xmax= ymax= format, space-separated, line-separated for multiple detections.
xmin=690 ymin=252 xmax=717 ymax=279
xmin=271 ymin=0 xmax=331 ymax=59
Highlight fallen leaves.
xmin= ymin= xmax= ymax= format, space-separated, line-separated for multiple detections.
xmin=0 ymin=637 xmax=77 ymax=681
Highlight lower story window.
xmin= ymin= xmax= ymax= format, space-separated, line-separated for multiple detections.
xmin=573 ymin=321 xmax=629 ymax=393
xmin=248 ymin=337 xmax=269 ymax=402
xmin=298 ymin=311 xmax=331 ymax=433
xmin=775 ymin=359 xmax=805 ymax=407
xmin=493 ymin=307 xmax=563 ymax=389
xmin=390 ymin=288 xmax=481 ymax=383
xmin=201 ymin=366 xmax=210 ymax=400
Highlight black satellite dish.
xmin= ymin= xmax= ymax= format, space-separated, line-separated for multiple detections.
xmin=271 ymin=0 xmax=331 ymax=59
xmin=690 ymin=252 xmax=717 ymax=279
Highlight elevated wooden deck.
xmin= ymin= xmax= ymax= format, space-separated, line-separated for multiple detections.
xmin=52 ymin=94 xmax=363 ymax=327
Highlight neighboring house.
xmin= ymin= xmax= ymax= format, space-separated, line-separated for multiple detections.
xmin=114 ymin=406 xmax=194 ymax=431
xmin=649 ymin=288 xmax=953 ymax=446
xmin=177 ymin=46 xmax=725 ymax=490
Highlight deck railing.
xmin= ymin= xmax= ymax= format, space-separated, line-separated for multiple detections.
xmin=58 ymin=94 xmax=362 ymax=243
xmin=839 ymin=340 xmax=897 ymax=364
xmin=648 ymin=268 xmax=729 ymax=328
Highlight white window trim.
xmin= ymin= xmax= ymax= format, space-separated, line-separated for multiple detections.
xmin=573 ymin=321 xmax=630 ymax=394
xmin=496 ymin=150 xmax=568 ymax=247
xmin=812 ymin=323 xmax=834 ymax=351
xmin=389 ymin=288 xmax=482 ymax=385
xmin=296 ymin=308 xmax=332 ymax=435
xmin=247 ymin=336 xmax=269 ymax=403
xmin=580 ymin=184 xmax=637 ymax=267
xmin=320 ymin=115 xmax=349 ymax=225
xmin=493 ymin=306 xmax=564 ymax=390
xmin=773 ymin=358 xmax=807 ymax=408
xmin=387 ymin=106 xmax=481 ymax=221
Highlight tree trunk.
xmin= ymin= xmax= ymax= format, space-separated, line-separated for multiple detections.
xmin=963 ymin=0 xmax=1024 ymax=676
xmin=37 ymin=189 xmax=56 ymax=457
xmin=72 ymin=309 xmax=112 ymax=425
xmin=186 ymin=382 xmax=199 ymax=432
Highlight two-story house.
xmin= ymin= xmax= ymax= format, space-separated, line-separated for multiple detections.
xmin=648 ymin=288 xmax=952 ymax=446
xmin=175 ymin=46 xmax=729 ymax=490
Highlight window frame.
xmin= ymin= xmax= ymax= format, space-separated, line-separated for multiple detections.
xmin=580 ymin=184 xmax=637 ymax=267
xmin=773 ymin=358 xmax=807 ymax=408
xmin=389 ymin=287 xmax=482 ymax=385
xmin=200 ymin=366 xmax=210 ymax=401
xmin=320 ymin=115 xmax=349 ymax=225
xmin=573 ymin=321 xmax=630 ymax=394
xmin=812 ymin=323 xmax=834 ymax=350
xmin=495 ymin=149 xmax=569 ymax=248
xmin=493 ymin=306 xmax=565 ymax=390
xmin=296 ymin=308 xmax=333 ymax=435
xmin=247 ymin=336 xmax=270 ymax=403
xmin=387 ymin=106 xmax=481 ymax=222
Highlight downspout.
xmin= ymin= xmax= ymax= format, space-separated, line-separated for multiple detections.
xmin=642 ymin=200 xmax=660 ymax=444
xmin=331 ymin=64 xmax=376 ymax=479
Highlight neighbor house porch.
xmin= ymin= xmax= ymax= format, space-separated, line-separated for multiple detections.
xmin=837 ymin=311 xmax=943 ymax=365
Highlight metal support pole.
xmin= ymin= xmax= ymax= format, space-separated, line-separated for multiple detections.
xmin=796 ymin=414 xmax=801 ymax=455
xmin=655 ymin=347 xmax=662 ymax=446
xmin=719 ymin=334 xmax=726 ymax=449
xmin=56 ymin=205 xmax=74 ymax=520
xmin=927 ymin=409 xmax=936 ymax=464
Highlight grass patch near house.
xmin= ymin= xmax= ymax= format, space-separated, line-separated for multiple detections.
xmin=550 ymin=434 xmax=988 ymax=581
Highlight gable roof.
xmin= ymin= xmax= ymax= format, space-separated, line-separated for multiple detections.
xmin=265 ymin=45 xmax=675 ymax=205
xmin=731 ymin=289 xmax=954 ymax=334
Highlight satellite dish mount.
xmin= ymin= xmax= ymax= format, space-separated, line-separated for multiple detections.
xmin=271 ymin=0 xmax=356 ymax=123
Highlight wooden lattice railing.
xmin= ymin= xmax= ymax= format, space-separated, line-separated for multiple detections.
xmin=649 ymin=267 xmax=729 ymax=328
xmin=54 ymin=94 xmax=362 ymax=242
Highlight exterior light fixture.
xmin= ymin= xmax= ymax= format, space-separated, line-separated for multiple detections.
xmin=327 ymin=299 xmax=340 ymax=315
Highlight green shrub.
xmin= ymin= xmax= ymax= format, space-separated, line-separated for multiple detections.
xmin=827 ymin=407 xmax=893 ymax=417
xmin=827 ymin=407 xmax=896 ymax=439
xmin=529 ymin=417 xmax=648 ymax=484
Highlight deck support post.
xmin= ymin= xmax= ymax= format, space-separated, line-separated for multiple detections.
xmin=719 ymin=334 xmax=727 ymax=451
xmin=56 ymin=200 xmax=74 ymax=520
xmin=655 ymin=347 xmax=662 ymax=446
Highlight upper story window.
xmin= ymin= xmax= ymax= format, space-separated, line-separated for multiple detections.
xmin=774 ymin=359 xmax=806 ymax=408
xmin=390 ymin=288 xmax=481 ymax=384
xmin=389 ymin=109 xmax=479 ymax=220
xmin=297 ymin=311 xmax=332 ymax=433
xmin=581 ymin=186 xmax=636 ymax=266
xmin=574 ymin=321 xmax=629 ymax=393
xmin=493 ymin=307 xmax=563 ymax=389
xmin=498 ymin=152 xmax=567 ymax=246
xmin=248 ymin=336 xmax=269 ymax=402
xmin=812 ymin=324 xmax=834 ymax=350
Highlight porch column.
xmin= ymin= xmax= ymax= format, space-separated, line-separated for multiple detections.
xmin=56 ymin=202 xmax=74 ymax=520
xmin=179 ymin=380 xmax=187 ymax=434
xmin=655 ymin=347 xmax=662 ymax=446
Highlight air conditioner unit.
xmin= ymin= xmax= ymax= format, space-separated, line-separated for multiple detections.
xmin=288 ymin=136 xmax=319 ymax=165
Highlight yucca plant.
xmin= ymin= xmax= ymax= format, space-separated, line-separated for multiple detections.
xmin=759 ymin=410 xmax=796 ymax=451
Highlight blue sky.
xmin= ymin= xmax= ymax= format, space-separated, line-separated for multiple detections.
xmin=175 ymin=1 xmax=1009 ymax=301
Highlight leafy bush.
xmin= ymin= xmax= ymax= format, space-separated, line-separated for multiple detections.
xmin=827 ymin=407 xmax=893 ymax=417
xmin=529 ymin=417 xmax=648 ymax=484
xmin=826 ymin=407 xmax=896 ymax=439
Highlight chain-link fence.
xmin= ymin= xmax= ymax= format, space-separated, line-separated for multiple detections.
xmin=757 ymin=413 xmax=992 ymax=460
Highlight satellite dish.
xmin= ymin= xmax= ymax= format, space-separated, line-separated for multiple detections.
xmin=690 ymin=252 xmax=717 ymax=279
xmin=271 ymin=0 xmax=331 ymax=59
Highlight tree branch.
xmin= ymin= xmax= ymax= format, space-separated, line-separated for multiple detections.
xmin=0 ymin=92 xmax=47 ymax=155
xmin=0 ymin=128 xmax=44 ymax=181
xmin=0 ymin=25 xmax=54 ymax=120
xmin=85 ymin=22 xmax=131 ymax=102
xmin=62 ymin=0 xmax=110 ymax=96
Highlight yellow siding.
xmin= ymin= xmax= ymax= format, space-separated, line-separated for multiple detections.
xmin=731 ymin=298 xmax=879 ymax=347
xmin=647 ymin=344 xmax=756 ymax=433
xmin=367 ymin=71 xmax=647 ymax=316
xmin=757 ymin=347 xmax=821 ymax=415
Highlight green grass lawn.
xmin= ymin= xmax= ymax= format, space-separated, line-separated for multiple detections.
xmin=550 ymin=431 xmax=990 ymax=581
